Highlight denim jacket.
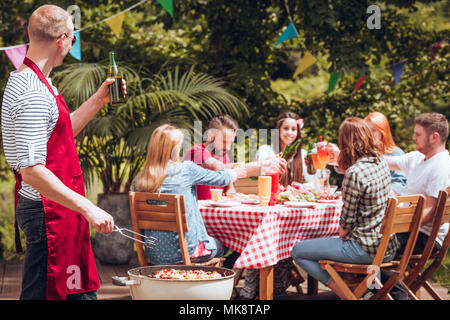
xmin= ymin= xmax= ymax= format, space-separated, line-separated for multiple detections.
xmin=132 ymin=160 xmax=233 ymax=264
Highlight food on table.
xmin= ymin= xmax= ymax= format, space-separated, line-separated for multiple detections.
xmin=317 ymin=193 xmax=341 ymax=201
xmin=150 ymin=268 xmax=223 ymax=280
xmin=278 ymin=183 xmax=317 ymax=202
xmin=226 ymin=193 xmax=259 ymax=202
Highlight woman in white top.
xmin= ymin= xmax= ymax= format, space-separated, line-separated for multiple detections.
xmin=256 ymin=112 xmax=314 ymax=185
xmin=240 ymin=111 xmax=311 ymax=299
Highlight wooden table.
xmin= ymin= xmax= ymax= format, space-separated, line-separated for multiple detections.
xmin=199 ymin=200 xmax=342 ymax=299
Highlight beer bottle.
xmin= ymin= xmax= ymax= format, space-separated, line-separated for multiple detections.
xmin=281 ymin=138 xmax=301 ymax=160
xmin=108 ymin=51 xmax=124 ymax=106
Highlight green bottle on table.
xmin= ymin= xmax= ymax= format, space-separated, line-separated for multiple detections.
xmin=108 ymin=51 xmax=124 ymax=106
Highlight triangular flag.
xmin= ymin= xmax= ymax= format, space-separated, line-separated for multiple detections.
xmin=354 ymin=76 xmax=367 ymax=93
xmin=293 ymin=51 xmax=317 ymax=78
xmin=431 ymin=41 xmax=443 ymax=59
xmin=69 ymin=31 xmax=81 ymax=61
xmin=274 ymin=22 xmax=298 ymax=48
xmin=105 ymin=12 xmax=125 ymax=38
xmin=393 ymin=59 xmax=407 ymax=86
xmin=157 ymin=0 xmax=173 ymax=17
xmin=4 ymin=44 xmax=27 ymax=69
xmin=326 ymin=71 xmax=339 ymax=97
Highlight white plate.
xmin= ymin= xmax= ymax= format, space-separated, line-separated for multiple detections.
xmin=316 ymin=199 xmax=341 ymax=204
xmin=284 ymin=201 xmax=316 ymax=208
xmin=209 ymin=201 xmax=241 ymax=207
xmin=241 ymin=199 xmax=260 ymax=205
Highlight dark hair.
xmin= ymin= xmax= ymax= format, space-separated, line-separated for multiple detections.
xmin=276 ymin=112 xmax=303 ymax=186
xmin=338 ymin=117 xmax=382 ymax=172
xmin=414 ymin=113 xmax=449 ymax=144
xmin=208 ymin=114 xmax=239 ymax=131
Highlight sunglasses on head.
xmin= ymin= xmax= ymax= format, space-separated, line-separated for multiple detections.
xmin=58 ymin=33 xmax=77 ymax=46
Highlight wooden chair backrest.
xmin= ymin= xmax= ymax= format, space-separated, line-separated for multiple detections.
xmin=373 ymin=197 xmax=398 ymax=266
xmin=391 ymin=195 xmax=425 ymax=270
xmin=404 ymin=189 xmax=450 ymax=289
xmin=435 ymin=188 xmax=450 ymax=256
xmin=129 ymin=191 xmax=190 ymax=266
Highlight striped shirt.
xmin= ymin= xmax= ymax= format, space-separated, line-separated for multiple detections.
xmin=1 ymin=70 xmax=59 ymax=200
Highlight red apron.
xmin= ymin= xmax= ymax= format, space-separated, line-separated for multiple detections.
xmin=13 ymin=57 xmax=99 ymax=300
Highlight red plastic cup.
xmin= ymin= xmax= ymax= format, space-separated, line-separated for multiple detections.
xmin=266 ymin=171 xmax=279 ymax=206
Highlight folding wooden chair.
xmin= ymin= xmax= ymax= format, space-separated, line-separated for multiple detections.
xmin=402 ymin=188 xmax=450 ymax=300
xmin=372 ymin=195 xmax=425 ymax=300
xmin=319 ymin=195 xmax=425 ymax=300
xmin=129 ymin=191 xmax=224 ymax=267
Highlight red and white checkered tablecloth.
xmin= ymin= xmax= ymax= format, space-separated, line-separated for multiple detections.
xmin=199 ymin=201 xmax=342 ymax=269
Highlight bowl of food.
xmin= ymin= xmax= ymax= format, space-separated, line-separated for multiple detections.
xmin=112 ymin=265 xmax=235 ymax=300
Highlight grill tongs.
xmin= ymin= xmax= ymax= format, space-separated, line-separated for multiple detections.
xmin=113 ymin=225 xmax=157 ymax=249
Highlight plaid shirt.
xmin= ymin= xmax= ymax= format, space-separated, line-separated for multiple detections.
xmin=340 ymin=157 xmax=399 ymax=259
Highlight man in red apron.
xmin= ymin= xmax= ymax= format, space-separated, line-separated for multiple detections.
xmin=2 ymin=5 xmax=124 ymax=299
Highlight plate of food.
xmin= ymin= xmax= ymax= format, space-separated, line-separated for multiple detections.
xmin=227 ymin=193 xmax=259 ymax=204
xmin=278 ymin=184 xmax=317 ymax=202
xmin=209 ymin=201 xmax=241 ymax=208
xmin=284 ymin=201 xmax=316 ymax=208
xmin=316 ymin=199 xmax=341 ymax=204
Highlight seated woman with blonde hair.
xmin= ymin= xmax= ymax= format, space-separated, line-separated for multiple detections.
xmin=131 ymin=124 xmax=246 ymax=265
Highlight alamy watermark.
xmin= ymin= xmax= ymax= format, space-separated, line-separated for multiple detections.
xmin=367 ymin=5 xmax=381 ymax=30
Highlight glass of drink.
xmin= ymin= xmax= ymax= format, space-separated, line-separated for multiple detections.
xmin=311 ymin=151 xmax=324 ymax=170
xmin=258 ymin=176 xmax=272 ymax=207
xmin=210 ymin=189 xmax=223 ymax=202
xmin=266 ymin=171 xmax=279 ymax=206
xmin=316 ymin=141 xmax=330 ymax=169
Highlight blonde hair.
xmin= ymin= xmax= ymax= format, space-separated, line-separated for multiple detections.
xmin=28 ymin=5 xmax=72 ymax=42
xmin=134 ymin=124 xmax=184 ymax=192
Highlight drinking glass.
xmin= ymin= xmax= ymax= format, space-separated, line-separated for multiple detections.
xmin=210 ymin=189 xmax=223 ymax=202
xmin=266 ymin=171 xmax=279 ymax=206
xmin=258 ymin=176 xmax=272 ymax=207
xmin=316 ymin=142 xmax=330 ymax=169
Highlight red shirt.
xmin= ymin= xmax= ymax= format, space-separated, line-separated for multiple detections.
xmin=185 ymin=144 xmax=230 ymax=200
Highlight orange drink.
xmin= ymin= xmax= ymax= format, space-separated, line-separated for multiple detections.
xmin=210 ymin=189 xmax=223 ymax=202
xmin=258 ymin=176 xmax=272 ymax=207
xmin=317 ymin=142 xmax=330 ymax=166
xmin=311 ymin=152 xmax=323 ymax=170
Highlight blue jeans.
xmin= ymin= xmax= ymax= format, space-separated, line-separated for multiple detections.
xmin=16 ymin=196 xmax=97 ymax=300
xmin=292 ymin=236 xmax=379 ymax=286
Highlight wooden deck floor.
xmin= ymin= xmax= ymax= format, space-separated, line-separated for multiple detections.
xmin=1 ymin=257 xmax=448 ymax=300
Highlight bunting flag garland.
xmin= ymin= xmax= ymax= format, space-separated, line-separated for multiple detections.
xmin=274 ymin=22 xmax=298 ymax=48
xmin=0 ymin=1 xmax=440 ymax=98
xmin=69 ymin=31 xmax=82 ymax=61
xmin=431 ymin=41 xmax=444 ymax=59
xmin=105 ymin=12 xmax=125 ymax=38
xmin=354 ymin=76 xmax=367 ymax=93
xmin=4 ymin=44 xmax=27 ymax=69
xmin=326 ymin=71 xmax=339 ymax=97
xmin=393 ymin=59 xmax=407 ymax=85
xmin=292 ymin=51 xmax=317 ymax=78
xmin=157 ymin=0 xmax=174 ymax=17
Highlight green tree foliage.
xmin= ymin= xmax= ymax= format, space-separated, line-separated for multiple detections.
xmin=175 ymin=0 xmax=448 ymax=150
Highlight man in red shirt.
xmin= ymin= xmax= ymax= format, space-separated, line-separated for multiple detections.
xmin=185 ymin=115 xmax=287 ymax=200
